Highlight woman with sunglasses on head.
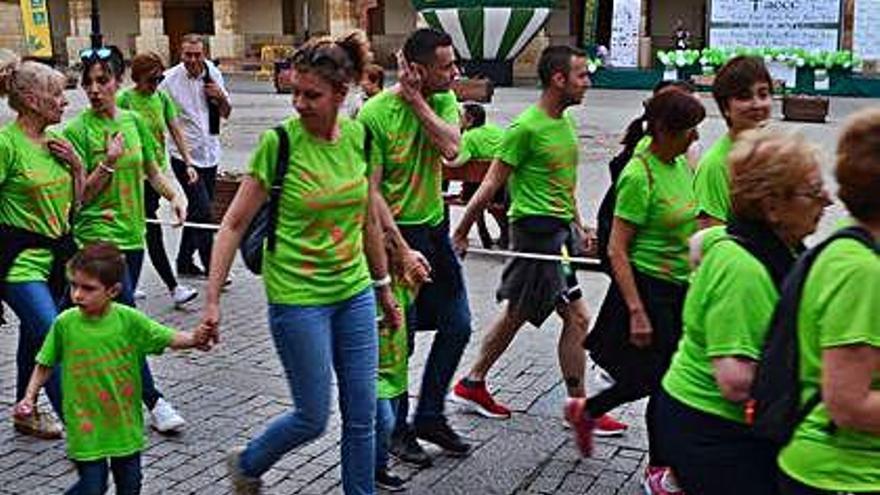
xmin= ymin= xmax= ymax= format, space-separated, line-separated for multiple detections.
xmin=584 ymin=89 xmax=704 ymax=494
xmin=62 ymin=47 xmax=190 ymax=434
xmin=694 ymin=56 xmax=773 ymax=228
xmin=117 ymin=52 xmax=199 ymax=308
xmin=654 ymin=128 xmax=830 ymax=495
xmin=0 ymin=50 xmax=84 ymax=439
xmin=199 ymin=31 xmax=401 ymax=495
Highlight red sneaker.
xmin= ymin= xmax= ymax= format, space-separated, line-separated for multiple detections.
xmin=564 ymin=398 xmax=595 ymax=457
xmin=594 ymin=414 xmax=628 ymax=437
xmin=451 ymin=379 xmax=512 ymax=419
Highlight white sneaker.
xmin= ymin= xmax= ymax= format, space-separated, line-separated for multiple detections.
xmin=134 ymin=289 xmax=146 ymax=300
xmin=171 ymin=284 xmax=198 ymax=306
xmin=150 ymin=398 xmax=185 ymax=433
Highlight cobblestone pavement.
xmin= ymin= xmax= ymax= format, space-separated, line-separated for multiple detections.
xmin=0 ymin=79 xmax=869 ymax=494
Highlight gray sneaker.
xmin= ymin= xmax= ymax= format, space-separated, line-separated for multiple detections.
xmin=226 ymin=447 xmax=262 ymax=495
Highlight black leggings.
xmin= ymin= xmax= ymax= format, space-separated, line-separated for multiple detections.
xmin=654 ymin=389 xmax=780 ymax=495
xmin=144 ymin=184 xmax=178 ymax=291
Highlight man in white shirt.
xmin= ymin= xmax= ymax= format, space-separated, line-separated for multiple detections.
xmin=160 ymin=33 xmax=231 ymax=276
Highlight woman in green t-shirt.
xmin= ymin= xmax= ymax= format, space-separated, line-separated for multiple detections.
xmin=585 ymin=89 xmax=703 ymax=487
xmin=777 ymin=109 xmax=880 ymax=495
xmin=654 ymin=128 xmax=830 ymax=495
xmin=694 ymin=56 xmax=773 ymax=228
xmin=0 ymin=54 xmax=84 ymax=439
xmin=117 ymin=52 xmax=199 ymax=307
xmin=199 ymin=32 xmax=401 ymax=494
xmin=64 ymin=49 xmax=189 ymax=434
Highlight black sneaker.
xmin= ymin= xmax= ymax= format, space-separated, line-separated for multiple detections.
xmin=414 ymin=419 xmax=471 ymax=457
xmin=390 ymin=429 xmax=432 ymax=468
xmin=376 ymin=468 xmax=406 ymax=492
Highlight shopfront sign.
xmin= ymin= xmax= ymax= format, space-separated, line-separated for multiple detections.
xmin=709 ymin=0 xmax=841 ymax=51
xmin=854 ymin=0 xmax=880 ymax=59
xmin=609 ymin=0 xmax=640 ymax=67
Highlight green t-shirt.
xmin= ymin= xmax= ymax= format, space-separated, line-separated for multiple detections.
xmin=357 ymin=89 xmax=459 ymax=226
xmin=116 ymin=88 xmax=178 ymax=170
xmin=663 ymin=228 xmax=780 ymax=422
xmin=36 ymin=304 xmax=175 ymax=461
xmin=457 ymin=123 xmax=504 ymax=164
xmin=248 ymin=117 xmax=372 ymax=306
xmin=0 ymin=122 xmax=74 ymax=283
xmin=378 ymin=285 xmax=412 ymax=400
xmin=498 ymin=106 xmax=579 ymax=222
xmin=778 ymin=238 xmax=880 ymax=492
xmin=63 ymin=109 xmax=158 ymax=250
xmin=614 ymin=151 xmax=698 ymax=283
xmin=693 ymin=134 xmax=733 ymax=223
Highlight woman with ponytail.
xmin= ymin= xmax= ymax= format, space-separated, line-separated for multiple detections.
xmin=199 ymin=31 xmax=401 ymax=495
xmin=0 ymin=51 xmax=83 ymax=438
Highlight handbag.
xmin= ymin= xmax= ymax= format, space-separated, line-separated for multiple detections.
xmin=240 ymin=125 xmax=290 ymax=274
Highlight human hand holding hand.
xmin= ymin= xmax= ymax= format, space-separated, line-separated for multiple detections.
xmin=200 ymin=303 xmax=221 ymax=347
xmin=401 ymin=249 xmax=431 ymax=288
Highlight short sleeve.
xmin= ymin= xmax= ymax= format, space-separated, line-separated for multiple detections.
xmin=160 ymin=90 xmax=180 ymax=123
xmin=614 ymin=159 xmax=651 ymax=226
xmin=434 ymin=91 xmax=460 ymax=126
xmin=35 ymin=320 xmax=62 ymax=367
xmin=818 ymin=247 xmax=880 ymax=350
xmin=131 ymin=113 xmax=158 ymax=168
xmin=248 ymin=127 xmax=282 ymax=191
xmin=126 ymin=307 xmax=175 ymax=356
xmin=456 ymin=131 xmax=475 ymax=164
xmin=498 ymin=121 xmax=530 ymax=169
xmin=704 ymin=250 xmax=778 ymax=359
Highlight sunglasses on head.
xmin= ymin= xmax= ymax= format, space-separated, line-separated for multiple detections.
xmin=79 ymin=47 xmax=113 ymax=64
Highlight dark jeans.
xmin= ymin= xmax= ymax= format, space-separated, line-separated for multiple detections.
xmin=585 ymin=269 xmax=687 ymax=466
xmin=654 ymin=389 xmax=780 ymax=495
xmin=171 ymin=158 xmax=216 ymax=270
xmin=393 ymin=219 xmax=471 ymax=431
xmin=143 ymin=184 xmax=177 ymax=292
xmin=66 ymin=453 xmax=142 ymax=495
xmin=4 ymin=281 xmax=63 ymax=418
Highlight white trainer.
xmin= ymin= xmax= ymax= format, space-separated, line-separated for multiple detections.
xmin=171 ymin=284 xmax=198 ymax=306
xmin=150 ymin=398 xmax=185 ymax=433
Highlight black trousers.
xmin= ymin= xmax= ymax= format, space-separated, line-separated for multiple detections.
xmin=654 ymin=389 xmax=780 ymax=495
xmin=171 ymin=158 xmax=216 ymax=270
xmin=144 ymin=183 xmax=177 ymax=291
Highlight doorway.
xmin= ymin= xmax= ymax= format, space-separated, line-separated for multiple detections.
xmin=163 ymin=1 xmax=214 ymax=64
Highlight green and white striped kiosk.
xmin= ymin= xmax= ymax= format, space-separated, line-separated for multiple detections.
xmin=411 ymin=0 xmax=555 ymax=85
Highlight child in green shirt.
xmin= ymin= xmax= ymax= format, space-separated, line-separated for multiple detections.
xmin=14 ymin=242 xmax=211 ymax=494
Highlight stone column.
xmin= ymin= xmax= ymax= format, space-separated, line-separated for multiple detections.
xmin=212 ymin=0 xmax=245 ymax=60
xmin=66 ymin=0 xmax=92 ymax=62
xmin=135 ymin=0 xmax=169 ymax=63
xmin=329 ymin=0 xmax=358 ymax=36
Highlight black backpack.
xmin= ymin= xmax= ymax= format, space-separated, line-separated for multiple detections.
xmin=239 ymin=126 xmax=290 ymax=274
xmin=596 ymin=153 xmax=652 ymax=272
xmin=747 ymin=225 xmax=877 ymax=445
xmin=239 ymin=125 xmax=373 ymax=274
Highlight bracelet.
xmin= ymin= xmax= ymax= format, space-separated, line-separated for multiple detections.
xmin=372 ymin=275 xmax=392 ymax=289
xmin=99 ymin=162 xmax=115 ymax=174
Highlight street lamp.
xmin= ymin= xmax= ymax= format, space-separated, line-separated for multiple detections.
xmin=90 ymin=0 xmax=102 ymax=49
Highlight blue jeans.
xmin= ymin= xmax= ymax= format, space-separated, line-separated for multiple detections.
xmin=239 ymin=288 xmax=378 ymax=495
xmin=4 ymin=281 xmax=63 ymax=418
xmin=375 ymin=396 xmax=400 ymax=470
xmin=66 ymin=453 xmax=142 ymax=495
xmin=396 ymin=220 xmax=472 ymax=429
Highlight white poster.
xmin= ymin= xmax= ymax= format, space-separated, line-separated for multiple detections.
xmin=710 ymin=0 xmax=841 ymax=51
xmin=609 ymin=0 xmax=640 ymax=67
xmin=854 ymin=0 xmax=880 ymax=59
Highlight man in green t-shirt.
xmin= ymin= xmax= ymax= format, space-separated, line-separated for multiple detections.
xmin=358 ymin=28 xmax=471 ymax=464
xmin=450 ymin=46 xmax=603 ymax=443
